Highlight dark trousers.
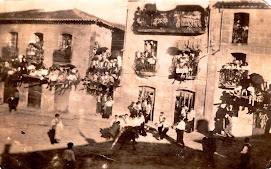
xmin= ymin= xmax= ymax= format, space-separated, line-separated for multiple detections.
xmin=139 ymin=123 xmax=146 ymax=136
xmin=240 ymin=154 xmax=250 ymax=169
xmin=186 ymin=119 xmax=194 ymax=132
xmin=63 ymin=160 xmax=76 ymax=169
xmin=9 ymin=105 xmax=17 ymax=112
xmin=158 ymin=126 xmax=168 ymax=139
xmin=158 ymin=126 xmax=163 ymax=136
xmin=145 ymin=114 xmax=150 ymax=123
xmin=176 ymin=129 xmax=184 ymax=146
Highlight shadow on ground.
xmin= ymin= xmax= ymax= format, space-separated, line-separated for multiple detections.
xmin=1 ymin=123 xmax=271 ymax=169
xmin=0 ymin=125 xmax=219 ymax=169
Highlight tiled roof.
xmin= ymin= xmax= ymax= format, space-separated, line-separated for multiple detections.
xmin=213 ymin=0 xmax=271 ymax=8
xmin=0 ymin=9 xmax=125 ymax=30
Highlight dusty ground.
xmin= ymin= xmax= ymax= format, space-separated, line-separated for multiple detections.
xmin=0 ymin=104 xmax=271 ymax=169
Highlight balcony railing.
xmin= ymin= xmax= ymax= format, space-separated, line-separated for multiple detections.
xmin=53 ymin=47 xmax=72 ymax=63
xmin=26 ymin=45 xmax=44 ymax=64
xmin=134 ymin=58 xmax=157 ymax=72
xmin=219 ymin=68 xmax=248 ymax=88
xmin=1 ymin=46 xmax=18 ymax=61
xmin=169 ymin=59 xmax=199 ymax=81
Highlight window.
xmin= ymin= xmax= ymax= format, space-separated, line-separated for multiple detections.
xmin=53 ymin=34 xmax=72 ymax=63
xmin=232 ymin=13 xmax=249 ymax=44
xmin=219 ymin=53 xmax=248 ymax=88
xmin=10 ymin=32 xmax=18 ymax=48
xmin=26 ymin=33 xmax=44 ymax=64
xmin=2 ymin=32 xmax=18 ymax=60
xmin=61 ymin=34 xmax=72 ymax=49
xmin=134 ymin=40 xmax=158 ymax=75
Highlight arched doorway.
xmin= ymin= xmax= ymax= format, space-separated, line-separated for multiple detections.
xmin=138 ymin=86 xmax=156 ymax=121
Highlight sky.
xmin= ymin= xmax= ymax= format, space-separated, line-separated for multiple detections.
xmin=0 ymin=0 xmax=270 ymax=25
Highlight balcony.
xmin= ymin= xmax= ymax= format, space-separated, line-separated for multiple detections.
xmin=1 ymin=46 xmax=18 ymax=61
xmin=26 ymin=43 xmax=44 ymax=64
xmin=133 ymin=53 xmax=158 ymax=77
xmin=53 ymin=47 xmax=72 ymax=63
xmin=219 ymin=65 xmax=249 ymax=89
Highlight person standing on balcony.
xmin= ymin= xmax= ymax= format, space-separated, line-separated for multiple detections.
xmin=247 ymin=83 xmax=255 ymax=106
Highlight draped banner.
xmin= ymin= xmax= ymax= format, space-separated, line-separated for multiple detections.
xmin=133 ymin=4 xmax=208 ymax=35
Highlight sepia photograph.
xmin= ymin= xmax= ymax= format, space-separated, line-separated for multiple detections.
xmin=0 ymin=0 xmax=271 ymax=168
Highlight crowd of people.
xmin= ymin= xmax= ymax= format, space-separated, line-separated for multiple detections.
xmin=82 ymin=48 xmax=122 ymax=96
xmin=134 ymin=50 xmax=157 ymax=73
xmin=219 ymin=59 xmax=249 ymax=87
xmin=133 ymin=5 xmax=206 ymax=31
xmin=0 ymin=53 xmax=80 ymax=94
xmin=96 ymin=93 xmax=114 ymax=119
xmin=215 ymin=79 xmax=271 ymax=136
xmin=169 ymin=48 xmax=200 ymax=80
xmin=232 ymin=18 xmax=249 ymax=44
xmin=47 ymin=64 xmax=80 ymax=93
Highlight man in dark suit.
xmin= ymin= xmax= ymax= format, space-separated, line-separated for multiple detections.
xmin=8 ymin=96 xmax=17 ymax=113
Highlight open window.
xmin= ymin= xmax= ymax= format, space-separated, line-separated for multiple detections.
xmin=10 ymin=32 xmax=18 ymax=48
xmin=219 ymin=53 xmax=249 ymax=88
xmin=134 ymin=40 xmax=158 ymax=76
xmin=232 ymin=13 xmax=249 ymax=44
xmin=26 ymin=32 xmax=44 ymax=64
xmin=2 ymin=32 xmax=19 ymax=60
xmin=53 ymin=33 xmax=72 ymax=63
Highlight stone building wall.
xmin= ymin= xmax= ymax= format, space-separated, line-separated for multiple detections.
xmin=206 ymin=5 xmax=271 ymax=131
xmin=113 ymin=2 xmax=209 ymax=124
xmin=0 ymin=23 xmax=116 ymax=115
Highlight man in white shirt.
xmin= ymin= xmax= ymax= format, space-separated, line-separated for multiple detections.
xmin=62 ymin=142 xmax=76 ymax=169
xmin=145 ymin=101 xmax=152 ymax=123
xmin=181 ymin=106 xmax=188 ymax=119
xmin=176 ymin=116 xmax=186 ymax=147
xmin=159 ymin=117 xmax=170 ymax=140
xmin=247 ymin=84 xmax=255 ymax=106
xmin=186 ymin=108 xmax=195 ymax=132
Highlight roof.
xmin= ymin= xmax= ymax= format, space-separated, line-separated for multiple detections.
xmin=213 ymin=0 xmax=271 ymax=8
xmin=0 ymin=9 xmax=125 ymax=31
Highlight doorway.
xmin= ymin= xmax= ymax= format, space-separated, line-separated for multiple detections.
xmin=27 ymin=83 xmax=41 ymax=109
xmin=174 ymin=89 xmax=195 ymax=123
xmin=4 ymin=82 xmax=17 ymax=103
xmin=138 ymin=86 xmax=155 ymax=121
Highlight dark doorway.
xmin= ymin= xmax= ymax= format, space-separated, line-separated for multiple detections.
xmin=138 ymin=86 xmax=155 ymax=121
xmin=174 ymin=89 xmax=195 ymax=123
xmin=4 ymin=82 xmax=17 ymax=103
xmin=27 ymin=83 xmax=41 ymax=109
